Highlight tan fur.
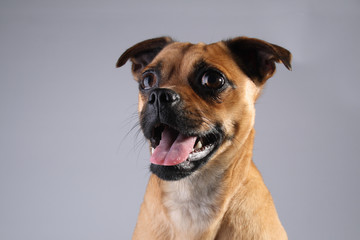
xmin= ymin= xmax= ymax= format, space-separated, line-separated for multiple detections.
xmin=117 ymin=37 xmax=291 ymax=240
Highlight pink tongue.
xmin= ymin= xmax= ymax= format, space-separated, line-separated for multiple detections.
xmin=150 ymin=127 xmax=197 ymax=166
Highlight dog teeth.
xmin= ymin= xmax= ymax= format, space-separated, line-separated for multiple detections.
xmin=188 ymin=143 xmax=215 ymax=161
xmin=194 ymin=140 xmax=203 ymax=150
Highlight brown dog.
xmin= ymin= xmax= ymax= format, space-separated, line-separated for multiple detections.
xmin=117 ymin=36 xmax=291 ymax=239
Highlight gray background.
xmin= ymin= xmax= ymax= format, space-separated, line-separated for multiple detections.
xmin=1 ymin=0 xmax=359 ymax=239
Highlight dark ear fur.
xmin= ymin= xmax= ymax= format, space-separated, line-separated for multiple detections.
xmin=224 ymin=37 xmax=292 ymax=83
xmin=116 ymin=36 xmax=174 ymax=74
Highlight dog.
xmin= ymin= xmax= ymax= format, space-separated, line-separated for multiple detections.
xmin=117 ymin=36 xmax=291 ymax=239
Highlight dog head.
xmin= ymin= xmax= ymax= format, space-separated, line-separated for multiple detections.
xmin=117 ymin=36 xmax=291 ymax=181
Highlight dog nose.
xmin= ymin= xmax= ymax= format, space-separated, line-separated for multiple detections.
xmin=148 ymin=89 xmax=180 ymax=106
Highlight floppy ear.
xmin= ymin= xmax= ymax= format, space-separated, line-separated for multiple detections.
xmin=116 ymin=37 xmax=174 ymax=75
xmin=224 ymin=37 xmax=292 ymax=83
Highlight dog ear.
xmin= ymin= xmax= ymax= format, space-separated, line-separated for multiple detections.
xmin=116 ymin=37 xmax=174 ymax=74
xmin=224 ymin=37 xmax=292 ymax=83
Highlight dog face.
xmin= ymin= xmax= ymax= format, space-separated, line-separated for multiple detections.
xmin=117 ymin=37 xmax=291 ymax=181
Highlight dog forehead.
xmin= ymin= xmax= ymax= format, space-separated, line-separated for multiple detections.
xmin=152 ymin=41 xmax=236 ymax=77
xmin=154 ymin=42 xmax=206 ymax=65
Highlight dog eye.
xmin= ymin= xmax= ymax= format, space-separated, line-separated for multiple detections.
xmin=141 ymin=72 xmax=157 ymax=90
xmin=201 ymin=70 xmax=225 ymax=89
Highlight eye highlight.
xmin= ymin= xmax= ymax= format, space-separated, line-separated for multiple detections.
xmin=201 ymin=70 xmax=225 ymax=89
xmin=140 ymin=72 xmax=157 ymax=90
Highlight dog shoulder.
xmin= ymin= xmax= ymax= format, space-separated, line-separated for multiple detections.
xmin=216 ymin=164 xmax=288 ymax=239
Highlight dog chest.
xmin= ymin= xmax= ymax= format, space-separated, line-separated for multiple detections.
xmin=162 ymin=174 xmax=222 ymax=238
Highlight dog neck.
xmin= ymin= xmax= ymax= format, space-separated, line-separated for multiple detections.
xmin=158 ymin=128 xmax=256 ymax=238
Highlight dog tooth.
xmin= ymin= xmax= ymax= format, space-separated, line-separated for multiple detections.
xmin=151 ymin=147 xmax=155 ymax=155
xmin=194 ymin=140 xmax=202 ymax=150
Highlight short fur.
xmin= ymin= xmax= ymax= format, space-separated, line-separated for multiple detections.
xmin=117 ymin=36 xmax=292 ymax=239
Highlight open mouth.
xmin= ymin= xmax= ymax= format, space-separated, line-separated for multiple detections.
xmin=149 ymin=124 xmax=219 ymax=166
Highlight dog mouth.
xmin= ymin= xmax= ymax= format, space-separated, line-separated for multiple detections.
xmin=149 ymin=124 xmax=219 ymax=166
